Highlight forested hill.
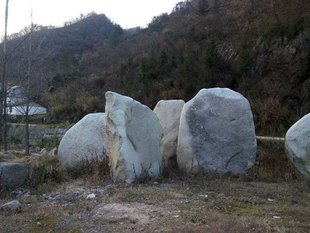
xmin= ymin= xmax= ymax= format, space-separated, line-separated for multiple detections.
xmin=5 ymin=13 xmax=115 ymax=83
xmin=2 ymin=0 xmax=310 ymax=136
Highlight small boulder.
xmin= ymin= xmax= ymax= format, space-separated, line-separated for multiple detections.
xmin=105 ymin=91 xmax=163 ymax=183
xmin=1 ymin=200 xmax=22 ymax=213
xmin=11 ymin=189 xmax=31 ymax=198
xmin=153 ymin=100 xmax=185 ymax=166
xmin=58 ymin=113 xmax=109 ymax=169
xmin=285 ymin=113 xmax=310 ymax=177
xmin=177 ymin=88 xmax=257 ymax=174
xmin=0 ymin=162 xmax=28 ymax=190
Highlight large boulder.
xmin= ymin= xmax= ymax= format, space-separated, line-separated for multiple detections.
xmin=58 ymin=113 xmax=109 ymax=169
xmin=153 ymin=100 xmax=185 ymax=166
xmin=105 ymin=91 xmax=163 ymax=183
xmin=0 ymin=162 xmax=29 ymax=190
xmin=177 ymin=88 xmax=257 ymax=174
xmin=285 ymin=113 xmax=310 ymax=177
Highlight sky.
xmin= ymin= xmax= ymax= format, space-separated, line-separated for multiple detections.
xmin=0 ymin=0 xmax=183 ymax=37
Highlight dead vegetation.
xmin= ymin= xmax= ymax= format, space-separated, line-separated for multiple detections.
xmin=0 ymin=141 xmax=309 ymax=232
xmin=0 ymin=174 xmax=309 ymax=233
xmin=249 ymin=139 xmax=299 ymax=181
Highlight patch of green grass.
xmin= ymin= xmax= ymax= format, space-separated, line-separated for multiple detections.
xmin=235 ymin=204 xmax=263 ymax=217
xmin=39 ymin=138 xmax=61 ymax=150
xmin=124 ymin=190 xmax=147 ymax=202
xmin=25 ymin=216 xmax=61 ymax=233
xmin=7 ymin=137 xmax=22 ymax=144
xmin=43 ymin=122 xmax=74 ymax=129
xmin=183 ymin=209 xmax=207 ymax=225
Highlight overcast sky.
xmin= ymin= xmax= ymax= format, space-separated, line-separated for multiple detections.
xmin=0 ymin=0 xmax=183 ymax=36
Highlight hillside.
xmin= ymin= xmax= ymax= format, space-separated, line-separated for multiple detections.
xmin=2 ymin=0 xmax=310 ymax=135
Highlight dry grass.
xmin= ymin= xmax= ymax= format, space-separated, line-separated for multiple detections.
xmin=64 ymin=157 xmax=111 ymax=186
xmin=249 ymin=140 xmax=299 ymax=181
xmin=0 ymin=140 xmax=309 ymax=232
xmin=1 ymin=174 xmax=309 ymax=233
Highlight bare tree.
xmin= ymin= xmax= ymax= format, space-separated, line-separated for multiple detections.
xmin=190 ymin=0 xmax=210 ymax=16
xmin=25 ymin=11 xmax=34 ymax=155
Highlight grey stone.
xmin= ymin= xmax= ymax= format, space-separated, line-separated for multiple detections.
xmin=285 ymin=113 xmax=310 ymax=177
xmin=0 ymin=162 xmax=29 ymax=190
xmin=58 ymin=113 xmax=109 ymax=169
xmin=11 ymin=188 xmax=31 ymax=198
xmin=105 ymin=91 xmax=163 ymax=183
xmin=1 ymin=200 xmax=22 ymax=213
xmin=153 ymin=100 xmax=185 ymax=166
xmin=177 ymin=88 xmax=257 ymax=174
xmin=35 ymin=147 xmax=41 ymax=153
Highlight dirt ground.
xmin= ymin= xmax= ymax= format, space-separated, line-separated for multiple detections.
xmin=1 ymin=174 xmax=309 ymax=233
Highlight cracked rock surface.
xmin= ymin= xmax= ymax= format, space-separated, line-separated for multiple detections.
xmin=105 ymin=91 xmax=162 ymax=183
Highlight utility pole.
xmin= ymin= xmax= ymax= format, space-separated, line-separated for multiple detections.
xmin=1 ymin=0 xmax=10 ymax=151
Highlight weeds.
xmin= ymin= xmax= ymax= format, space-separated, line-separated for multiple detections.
xmin=27 ymin=148 xmax=63 ymax=186
xmin=65 ymin=157 xmax=110 ymax=184
xmin=39 ymin=138 xmax=61 ymax=151
xmin=249 ymin=140 xmax=299 ymax=181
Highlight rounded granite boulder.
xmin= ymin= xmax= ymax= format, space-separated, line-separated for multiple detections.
xmin=58 ymin=113 xmax=109 ymax=169
xmin=177 ymin=88 xmax=257 ymax=174
xmin=285 ymin=113 xmax=310 ymax=177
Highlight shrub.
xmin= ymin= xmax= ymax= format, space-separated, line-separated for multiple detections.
xmin=27 ymin=148 xmax=63 ymax=186
xmin=248 ymin=14 xmax=304 ymax=40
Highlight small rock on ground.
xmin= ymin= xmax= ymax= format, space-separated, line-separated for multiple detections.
xmin=1 ymin=200 xmax=22 ymax=213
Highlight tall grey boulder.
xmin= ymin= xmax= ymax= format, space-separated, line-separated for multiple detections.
xmin=105 ymin=91 xmax=163 ymax=183
xmin=0 ymin=162 xmax=28 ymax=190
xmin=58 ymin=113 xmax=109 ymax=169
xmin=177 ymin=88 xmax=257 ymax=174
xmin=153 ymin=100 xmax=185 ymax=166
xmin=285 ymin=113 xmax=310 ymax=177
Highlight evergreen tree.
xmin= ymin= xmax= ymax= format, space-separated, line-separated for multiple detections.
xmin=203 ymin=39 xmax=218 ymax=69
xmin=109 ymin=25 xmax=123 ymax=46
xmin=237 ymin=46 xmax=252 ymax=74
